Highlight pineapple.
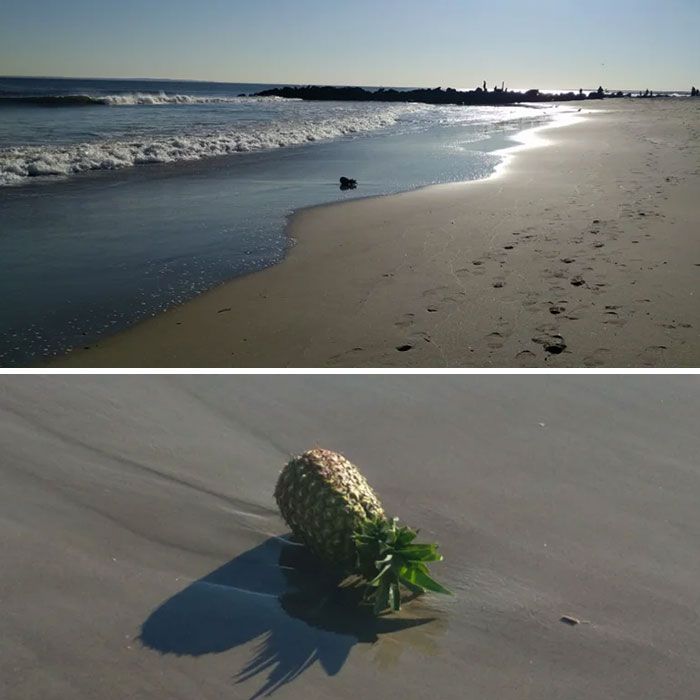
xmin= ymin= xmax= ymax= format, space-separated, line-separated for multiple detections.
xmin=274 ymin=448 xmax=450 ymax=614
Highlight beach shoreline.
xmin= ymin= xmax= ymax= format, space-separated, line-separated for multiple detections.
xmin=3 ymin=88 xmax=566 ymax=367
xmin=51 ymin=99 xmax=700 ymax=368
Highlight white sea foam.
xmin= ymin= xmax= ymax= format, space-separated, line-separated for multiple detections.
xmin=99 ymin=92 xmax=291 ymax=105
xmin=0 ymin=101 xmax=559 ymax=186
xmin=0 ymin=105 xmax=416 ymax=185
xmin=0 ymin=92 xmax=294 ymax=107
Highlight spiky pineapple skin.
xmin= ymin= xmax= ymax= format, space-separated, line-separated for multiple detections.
xmin=274 ymin=448 xmax=385 ymax=570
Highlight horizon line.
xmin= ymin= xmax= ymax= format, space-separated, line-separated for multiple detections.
xmin=0 ymin=74 xmax=694 ymax=93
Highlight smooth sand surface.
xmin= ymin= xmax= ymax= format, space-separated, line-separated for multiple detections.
xmin=2 ymin=376 xmax=700 ymax=699
xmin=52 ymin=100 xmax=700 ymax=368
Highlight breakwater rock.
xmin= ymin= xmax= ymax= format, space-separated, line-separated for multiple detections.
xmin=254 ymin=85 xmax=602 ymax=106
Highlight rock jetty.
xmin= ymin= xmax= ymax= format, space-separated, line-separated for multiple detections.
xmin=254 ymin=84 xmax=604 ymax=106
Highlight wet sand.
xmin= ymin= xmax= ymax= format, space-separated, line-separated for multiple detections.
xmin=51 ymin=99 xmax=699 ymax=368
xmin=2 ymin=376 xmax=700 ymax=699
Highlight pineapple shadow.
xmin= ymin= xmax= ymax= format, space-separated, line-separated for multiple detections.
xmin=139 ymin=535 xmax=436 ymax=699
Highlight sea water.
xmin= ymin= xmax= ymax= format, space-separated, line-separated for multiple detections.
xmin=0 ymin=77 xmax=569 ymax=366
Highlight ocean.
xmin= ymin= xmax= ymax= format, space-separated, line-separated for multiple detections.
xmin=1 ymin=76 xmax=573 ymax=366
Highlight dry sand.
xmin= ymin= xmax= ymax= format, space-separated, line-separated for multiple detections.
xmin=2 ymin=376 xmax=700 ymax=699
xmin=52 ymin=99 xmax=700 ymax=368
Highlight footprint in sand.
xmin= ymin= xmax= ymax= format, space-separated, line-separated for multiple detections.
xmin=660 ymin=322 xmax=693 ymax=330
xmin=441 ymin=294 xmax=462 ymax=304
xmin=483 ymin=317 xmax=516 ymax=350
xmin=422 ymin=286 xmax=450 ymax=298
xmin=532 ymin=334 xmax=567 ymax=355
xmin=410 ymin=330 xmax=431 ymax=339
xmin=535 ymin=320 xmax=561 ymax=333
xmin=515 ymin=349 xmax=539 ymax=366
xmin=639 ymin=345 xmax=668 ymax=366
xmin=396 ymin=329 xmax=432 ymax=353
xmin=602 ymin=311 xmax=626 ymax=326
xmin=466 ymin=261 xmax=486 ymax=276
xmin=328 ymin=347 xmax=365 ymax=364
xmin=394 ymin=313 xmax=416 ymax=329
xmin=485 ymin=332 xmax=505 ymax=349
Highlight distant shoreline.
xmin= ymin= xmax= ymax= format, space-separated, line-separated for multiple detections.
xmin=254 ymin=84 xmax=606 ymax=106
xmin=254 ymin=85 xmax=698 ymax=106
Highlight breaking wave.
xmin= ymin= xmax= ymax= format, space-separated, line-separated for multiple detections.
xmin=0 ymin=106 xmax=415 ymax=185
xmin=0 ymin=92 xmax=290 ymax=107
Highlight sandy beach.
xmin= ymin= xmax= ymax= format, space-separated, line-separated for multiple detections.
xmin=2 ymin=375 xmax=700 ymax=699
xmin=51 ymin=100 xmax=699 ymax=367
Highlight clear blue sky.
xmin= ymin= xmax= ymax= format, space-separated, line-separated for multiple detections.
xmin=1 ymin=0 xmax=698 ymax=89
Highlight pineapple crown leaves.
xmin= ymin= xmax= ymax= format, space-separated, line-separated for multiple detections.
xmin=351 ymin=517 xmax=451 ymax=615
